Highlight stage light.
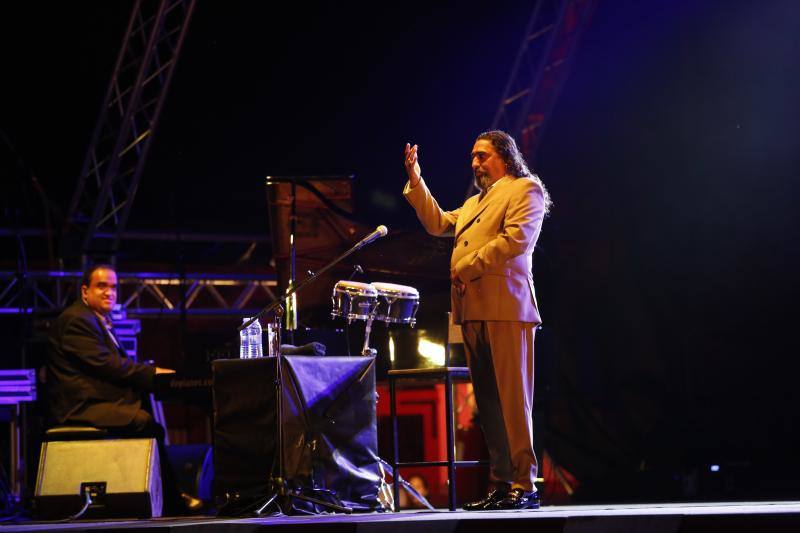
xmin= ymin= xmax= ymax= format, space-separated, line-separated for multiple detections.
xmin=710 ymin=464 xmax=720 ymax=472
xmin=417 ymin=337 xmax=445 ymax=366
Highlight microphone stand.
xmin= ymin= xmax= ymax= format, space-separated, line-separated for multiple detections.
xmin=240 ymin=229 xmax=383 ymax=332
xmin=237 ymin=229 xmax=386 ymax=516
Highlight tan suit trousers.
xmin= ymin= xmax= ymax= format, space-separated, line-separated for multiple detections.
xmin=462 ymin=320 xmax=537 ymax=491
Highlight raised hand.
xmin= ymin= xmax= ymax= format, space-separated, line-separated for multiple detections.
xmin=404 ymin=143 xmax=422 ymax=187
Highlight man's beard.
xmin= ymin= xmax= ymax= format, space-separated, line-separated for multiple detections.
xmin=474 ymin=172 xmax=491 ymax=191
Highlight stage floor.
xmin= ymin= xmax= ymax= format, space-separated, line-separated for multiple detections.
xmin=4 ymin=501 xmax=800 ymax=532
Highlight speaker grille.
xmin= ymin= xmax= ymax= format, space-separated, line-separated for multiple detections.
xmin=35 ymin=438 xmax=161 ymax=518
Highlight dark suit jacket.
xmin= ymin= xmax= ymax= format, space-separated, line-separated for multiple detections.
xmin=47 ymin=300 xmax=155 ymax=427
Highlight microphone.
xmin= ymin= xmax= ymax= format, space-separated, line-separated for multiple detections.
xmin=348 ymin=264 xmax=364 ymax=281
xmin=355 ymin=225 xmax=388 ymax=249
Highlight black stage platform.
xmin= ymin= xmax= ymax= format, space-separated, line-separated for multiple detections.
xmin=4 ymin=502 xmax=800 ymax=532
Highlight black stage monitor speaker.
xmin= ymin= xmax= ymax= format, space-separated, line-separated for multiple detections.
xmin=34 ymin=438 xmax=162 ymax=519
xmin=213 ymin=356 xmax=381 ymax=514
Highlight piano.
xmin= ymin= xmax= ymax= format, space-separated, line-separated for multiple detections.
xmin=153 ymin=369 xmax=213 ymax=411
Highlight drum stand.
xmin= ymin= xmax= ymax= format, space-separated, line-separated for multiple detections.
xmin=360 ymin=291 xmax=418 ymax=355
xmin=361 ymin=316 xmax=377 ymax=356
xmin=360 ymin=295 xmax=398 ymax=356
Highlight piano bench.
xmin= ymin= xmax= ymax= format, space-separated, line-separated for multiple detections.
xmin=44 ymin=425 xmax=109 ymax=441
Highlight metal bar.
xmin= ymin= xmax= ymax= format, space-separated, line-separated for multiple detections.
xmin=149 ymin=394 xmax=170 ymax=445
xmin=445 ymin=372 xmax=457 ymax=511
xmin=141 ymin=60 xmax=173 ymax=86
xmin=0 ymin=306 xmax=285 ymax=317
xmin=94 ymin=198 xmax=128 ymax=228
xmin=232 ymin=283 xmax=258 ymax=309
xmin=396 ymin=460 xmax=488 ymax=467
xmin=1 ymin=227 xmax=270 ymax=243
xmin=528 ymin=24 xmax=555 ymax=41
xmin=287 ymin=181 xmax=298 ymax=333
xmin=9 ymin=405 xmax=21 ymax=503
xmin=0 ymin=271 xmax=276 ymax=282
xmin=0 ymin=278 xmax=18 ymax=303
xmin=503 ymin=88 xmax=532 ymax=106
xmin=0 ymin=271 xmax=278 ymax=315
xmin=56 ymin=277 xmax=63 ymax=307
xmin=125 ymin=308 xmax=266 ymax=316
xmin=145 ymin=284 xmax=174 ymax=309
xmin=123 ymin=283 xmax=148 ymax=307
xmin=117 ymin=130 xmax=151 ymax=157
xmin=32 ymin=285 xmax=55 ymax=309
xmin=183 ymin=281 xmax=202 ymax=308
xmin=204 ymin=285 xmax=228 ymax=309
xmin=259 ymin=282 xmax=276 ymax=300
xmin=390 ymin=376 xmax=400 ymax=511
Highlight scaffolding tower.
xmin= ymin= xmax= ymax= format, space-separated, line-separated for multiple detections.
xmin=61 ymin=0 xmax=196 ymax=267
xmin=468 ymin=0 xmax=596 ymax=198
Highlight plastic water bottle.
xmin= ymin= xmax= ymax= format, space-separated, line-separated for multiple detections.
xmin=240 ymin=318 xmax=251 ymax=358
xmin=248 ymin=319 xmax=263 ymax=358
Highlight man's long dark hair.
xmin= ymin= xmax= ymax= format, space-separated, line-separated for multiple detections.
xmin=477 ymin=130 xmax=552 ymax=215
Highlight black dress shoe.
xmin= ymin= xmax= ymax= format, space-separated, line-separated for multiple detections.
xmin=489 ymin=488 xmax=540 ymax=510
xmin=463 ymin=486 xmax=510 ymax=511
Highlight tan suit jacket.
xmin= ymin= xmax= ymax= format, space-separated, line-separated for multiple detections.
xmin=404 ymin=175 xmax=545 ymax=325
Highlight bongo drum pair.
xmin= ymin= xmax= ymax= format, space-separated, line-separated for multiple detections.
xmin=331 ymin=280 xmax=419 ymax=326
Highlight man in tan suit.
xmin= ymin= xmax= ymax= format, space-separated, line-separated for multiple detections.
xmin=403 ymin=130 xmax=551 ymax=510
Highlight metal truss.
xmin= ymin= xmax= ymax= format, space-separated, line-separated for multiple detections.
xmin=62 ymin=0 xmax=196 ymax=265
xmin=0 ymin=271 xmax=277 ymax=317
xmin=469 ymin=0 xmax=597 ymax=198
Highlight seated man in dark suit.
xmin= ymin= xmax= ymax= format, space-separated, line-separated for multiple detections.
xmin=46 ymin=264 xmax=193 ymax=513
xmin=47 ymin=264 xmax=174 ymax=430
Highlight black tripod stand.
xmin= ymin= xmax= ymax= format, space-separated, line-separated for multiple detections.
xmin=237 ymin=225 xmax=388 ymax=516
xmin=248 ymin=306 xmax=352 ymax=516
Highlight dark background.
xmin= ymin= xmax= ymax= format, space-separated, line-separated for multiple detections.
xmin=2 ymin=0 xmax=800 ymax=502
